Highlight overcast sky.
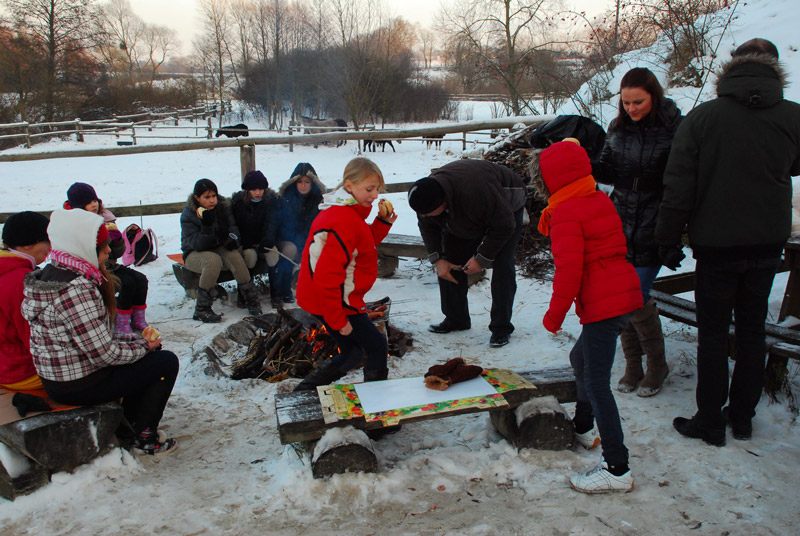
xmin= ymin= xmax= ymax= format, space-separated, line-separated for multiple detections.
xmin=132 ymin=0 xmax=610 ymax=56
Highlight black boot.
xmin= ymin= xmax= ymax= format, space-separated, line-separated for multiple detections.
xmin=239 ymin=281 xmax=262 ymax=315
xmin=363 ymin=368 xmax=388 ymax=382
xmin=193 ymin=288 xmax=222 ymax=323
xmin=363 ymin=367 xmax=401 ymax=439
xmin=294 ymin=359 xmax=346 ymax=392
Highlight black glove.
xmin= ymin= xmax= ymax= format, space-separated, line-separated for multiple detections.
xmin=201 ymin=208 xmax=216 ymax=226
xmin=224 ymin=236 xmax=238 ymax=250
xmin=12 ymin=392 xmax=53 ymax=417
xmin=659 ymin=245 xmax=686 ymax=271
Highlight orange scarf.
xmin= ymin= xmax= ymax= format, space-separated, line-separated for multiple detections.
xmin=537 ymin=175 xmax=597 ymax=236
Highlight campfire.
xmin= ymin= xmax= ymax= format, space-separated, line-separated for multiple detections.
xmin=226 ymin=297 xmax=412 ymax=382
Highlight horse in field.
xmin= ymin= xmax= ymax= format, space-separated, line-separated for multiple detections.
xmin=364 ymin=139 xmax=401 ymax=152
xmin=300 ymin=116 xmax=347 ymax=147
xmin=423 ymin=134 xmax=444 ymax=149
xmin=215 ymin=123 xmax=249 ymax=138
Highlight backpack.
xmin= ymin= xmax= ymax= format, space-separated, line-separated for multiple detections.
xmin=121 ymin=223 xmax=158 ymax=266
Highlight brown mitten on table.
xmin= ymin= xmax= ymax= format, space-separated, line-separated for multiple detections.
xmin=424 ymin=358 xmax=465 ymax=379
xmin=423 ymin=358 xmax=483 ymax=390
xmin=449 ymin=364 xmax=483 ymax=384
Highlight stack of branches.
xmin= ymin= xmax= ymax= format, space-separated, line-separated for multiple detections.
xmin=483 ymin=125 xmax=552 ymax=280
xmin=230 ymin=309 xmax=339 ymax=383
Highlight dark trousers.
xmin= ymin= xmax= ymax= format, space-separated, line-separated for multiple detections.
xmin=570 ymin=313 xmax=632 ymax=467
xmin=438 ymin=207 xmax=524 ymax=336
xmin=318 ymin=313 xmax=388 ymax=373
xmin=114 ymin=264 xmax=148 ymax=310
xmin=694 ymin=256 xmax=780 ymax=427
xmin=44 ymin=350 xmax=179 ymax=434
xmin=270 ymin=258 xmax=295 ymax=299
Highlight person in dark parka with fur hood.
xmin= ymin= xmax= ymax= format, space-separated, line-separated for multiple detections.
xmin=656 ymin=38 xmax=800 ymax=446
xmin=268 ymin=163 xmax=325 ymax=306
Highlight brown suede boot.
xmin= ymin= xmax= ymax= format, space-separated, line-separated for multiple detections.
xmin=617 ymin=321 xmax=644 ymax=393
xmin=634 ymin=298 xmax=669 ymax=397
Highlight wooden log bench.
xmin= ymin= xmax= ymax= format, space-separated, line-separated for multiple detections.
xmin=168 ymin=253 xmax=269 ymax=299
xmin=0 ymin=390 xmax=122 ymax=500
xmin=651 ymin=289 xmax=800 ymax=395
xmin=376 ymin=233 xmax=485 ymax=284
xmin=275 ymin=366 xmax=577 ymax=477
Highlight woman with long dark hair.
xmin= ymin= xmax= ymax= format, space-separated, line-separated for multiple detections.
xmin=181 ymin=178 xmax=262 ymax=322
xmin=595 ymin=67 xmax=683 ymax=397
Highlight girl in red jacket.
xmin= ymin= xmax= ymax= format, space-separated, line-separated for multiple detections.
xmin=294 ymin=157 xmax=397 ymax=391
xmin=531 ymin=140 xmax=642 ymax=494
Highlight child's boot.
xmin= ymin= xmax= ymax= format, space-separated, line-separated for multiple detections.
xmin=131 ymin=305 xmax=149 ymax=331
xmin=114 ymin=309 xmax=135 ymax=338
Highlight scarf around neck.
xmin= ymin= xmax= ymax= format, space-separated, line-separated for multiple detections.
xmin=49 ymin=249 xmax=105 ymax=285
xmin=537 ymin=175 xmax=597 ymax=236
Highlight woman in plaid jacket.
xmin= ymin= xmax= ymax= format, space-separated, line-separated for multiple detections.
xmin=22 ymin=209 xmax=179 ymax=456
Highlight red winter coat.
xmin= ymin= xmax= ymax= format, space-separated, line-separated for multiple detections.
xmin=296 ymin=196 xmax=392 ymax=331
xmin=545 ymin=191 xmax=642 ymax=330
xmin=0 ymin=251 xmax=38 ymax=384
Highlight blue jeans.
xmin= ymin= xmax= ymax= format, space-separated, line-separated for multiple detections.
xmin=317 ymin=313 xmax=388 ymax=373
xmin=694 ymin=256 xmax=780 ymax=427
xmin=570 ymin=313 xmax=632 ymax=467
xmin=635 ymin=265 xmax=661 ymax=303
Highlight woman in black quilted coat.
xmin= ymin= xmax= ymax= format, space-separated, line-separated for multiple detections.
xmin=594 ymin=68 xmax=682 ymax=398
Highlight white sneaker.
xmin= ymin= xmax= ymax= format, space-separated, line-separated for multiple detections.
xmin=569 ymin=461 xmax=634 ymax=494
xmin=574 ymin=427 xmax=601 ymax=449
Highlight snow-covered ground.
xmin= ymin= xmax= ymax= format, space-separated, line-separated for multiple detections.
xmin=1 ymin=0 xmax=799 ymax=533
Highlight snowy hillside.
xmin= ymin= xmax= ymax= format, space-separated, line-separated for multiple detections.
xmin=1 ymin=0 xmax=799 ymax=534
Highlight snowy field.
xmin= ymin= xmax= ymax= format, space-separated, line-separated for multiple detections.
xmin=1 ymin=0 xmax=800 ymax=533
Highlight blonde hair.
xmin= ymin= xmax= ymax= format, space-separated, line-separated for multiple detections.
xmin=338 ymin=157 xmax=385 ymax=193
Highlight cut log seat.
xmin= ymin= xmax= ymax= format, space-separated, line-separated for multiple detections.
xmin=275 ymin=366 xmax=577 ymax=445
xmin=169 ymin=253 xmax=268 ymax=299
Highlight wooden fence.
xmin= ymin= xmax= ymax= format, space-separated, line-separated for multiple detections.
xmin=0 ymin=115 xmax=553 ymax=223
xmin=0 ymin=103 xmax=226 ymax=148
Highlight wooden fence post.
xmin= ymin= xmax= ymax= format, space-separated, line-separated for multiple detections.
xmin=132 ymin=126 xmax=137 ymax=145
xmin=288 ymin=124 xmax=293 ymax=152
xmin=462 ymin=131 xmax=467 ymax=151
xmin=207 ymin=118 xmax=212 ymax=139
xmin=25 ymin=124 xmax=31 ymax=149
xmin=240 ymin=144 xmax=255 ymax=181
xmin=75 ymin=119 xmax=84 ymax=143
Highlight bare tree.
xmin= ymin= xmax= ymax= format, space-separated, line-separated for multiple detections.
xmin=196 ymin=0 xmax=236 ymax=125
xmin=438 ymin=0 xmax=560 ymax=115
xmin=141 ymin=24 xmax=178 ymax=88
xmin=4 ymin=0 xmax=95 ymax=120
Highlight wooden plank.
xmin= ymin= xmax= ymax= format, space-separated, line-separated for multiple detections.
xmin=377 ymin=233 xmax=427 ymax=258
xmin=275 ymin=366 xmax=576 ymax=444
xmin=651 ymin=272 xmax=695 ymax=295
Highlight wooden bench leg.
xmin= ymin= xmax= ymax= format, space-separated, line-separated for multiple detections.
xmin=377 ymin=254 xmax=399 ymax=278
xmin=490 ymin=396 xmax=574 ymax=450
xmin=311 ymin=426 xmax=377 ymax=478
xmin=0 ymin=445 xmax=50 ymax=501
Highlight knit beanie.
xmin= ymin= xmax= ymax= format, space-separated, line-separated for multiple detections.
xmin=539 ymin=141 xmax=592 ymax=194
xmin=242 ymin=170 xmax=269 ymax=191
xmin=66 ymin=182 xmax=99 ymax=210
xmin=96 ymin=223 xmax=109 ymax=249
xmin=2 ymin=211 xmax=50 ymax=248
xmin=408 ymin=177 xmax=445 ymax=214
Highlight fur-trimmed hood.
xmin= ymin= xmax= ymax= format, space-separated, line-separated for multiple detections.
xmin=526 ymin=148 xmax=549 ymax=201
xmin=278 ymin=163 xmax=326 ymax=197
xmin=716 ymin=53 xmax=788 ymax=109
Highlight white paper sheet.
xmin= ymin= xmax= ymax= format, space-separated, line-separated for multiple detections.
xmin=353 ymin=375 xmax=497 ymax=414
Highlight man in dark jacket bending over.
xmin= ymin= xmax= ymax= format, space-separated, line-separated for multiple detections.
xmin=656 ymin=38 xmax=800 ymax=446
xmin=408 ymin=159 xmax=526 ymax=348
